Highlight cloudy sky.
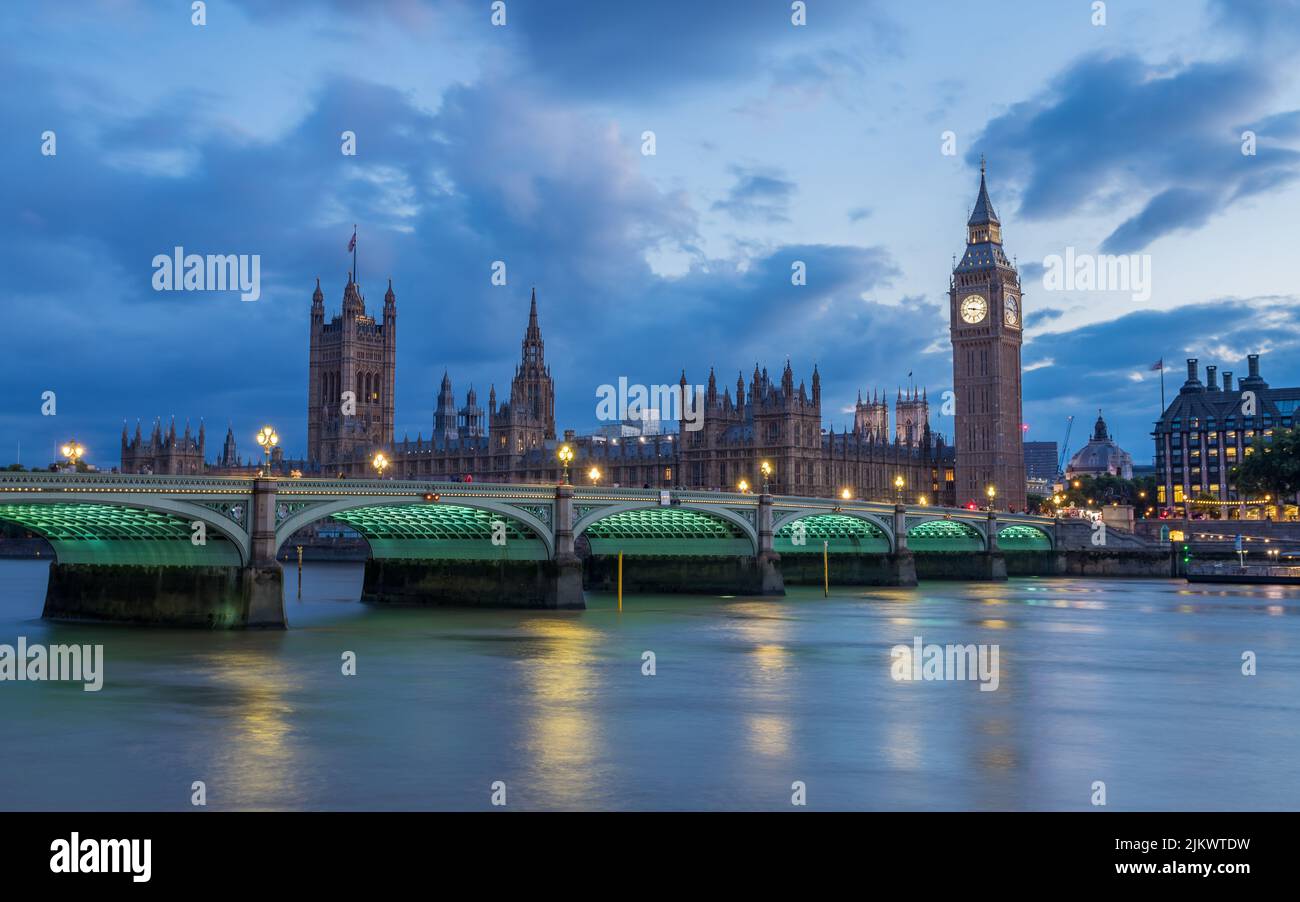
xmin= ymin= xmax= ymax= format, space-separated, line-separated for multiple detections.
xmin=4 ymin=0 xmax=1300 ymax=468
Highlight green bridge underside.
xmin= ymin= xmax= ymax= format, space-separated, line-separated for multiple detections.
xmin=0 ymin=499 xmax=1052 ymax=566
xmin=0 ymin=503 xmax=240 ymax=565
xmin=909 ymin=519 xmax=985 ymax=552
xmin=330 ymin=504 xmax=548 ymax=560
xmin=998 ymin=524 xmax=1053 ymax=551
xmin=583 ymin=508 xmax=752 ymax=556
xmin=776 ymin=514 xmax=889 ymax=554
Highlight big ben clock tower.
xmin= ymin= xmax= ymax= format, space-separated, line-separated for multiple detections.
xmin=950 ymin=159 xmax=1026 ymax=511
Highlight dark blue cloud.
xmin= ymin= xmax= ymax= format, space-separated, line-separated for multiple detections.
xmin=971 ymin=53 xmax=1300 ymax=252
xmin=711 ymin=166 xmax=797 ymax=223
xmin=1208 ymin=0 xmax=1300 ymax=45
xmin=228 ymin=0 xmax=888 ymax=101
xmin=1024 ymin=307 xmax=1063 ymax=329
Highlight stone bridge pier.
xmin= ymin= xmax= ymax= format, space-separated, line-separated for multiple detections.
xmin=40 ymin=478 xmax=288 ymax=629
xmin=243 ymin=478 xmax=288 ymax=627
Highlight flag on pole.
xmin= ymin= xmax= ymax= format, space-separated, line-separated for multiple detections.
xmin=348 ymin=229 xmax=357 ymax=253
xmin=1150 ymin=359 xmax=1163 ymax=371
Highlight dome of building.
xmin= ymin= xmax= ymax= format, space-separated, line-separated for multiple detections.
xmin=1066 ymin=411 xmax=1133 ymax=479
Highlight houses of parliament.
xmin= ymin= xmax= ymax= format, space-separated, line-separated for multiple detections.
xmin=121 ymin=168 xmax=1027 ymax=509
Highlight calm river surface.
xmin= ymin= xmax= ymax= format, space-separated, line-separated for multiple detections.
xmin=1 ymin=559 xmax=1298 ymax=810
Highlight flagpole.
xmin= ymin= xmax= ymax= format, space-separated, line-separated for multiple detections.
xmin=352 ymin=224 xmax=357 ymax=287
xmin=1159 ymin=357 xmax=1168 ymax=517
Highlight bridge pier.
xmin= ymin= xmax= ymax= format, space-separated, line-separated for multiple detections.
xmin=756 ymin=493 xmax=786 ymax=595
xmin=362 ymin=558 xmax=584 ymax=608
xmin=891 ymin=504 xmax=918 ymax=587
xmin=362 ymin=483 xmax=585 ymax=610
xmin=983 ymin=511 xmax=1008 ymax=580
xmin=552 ymin=484 xmax=587 ymax=609
xmin=243 ymin=478 xmax=287 ymax=627
xmin=42 ymin=562 xmax=284 ymax=628
xmin=40 ymin=477 xmax=287 ymax=629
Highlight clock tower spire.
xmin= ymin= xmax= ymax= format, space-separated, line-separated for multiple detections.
xmin=950 ymin=161 xmax=1026 ymax=511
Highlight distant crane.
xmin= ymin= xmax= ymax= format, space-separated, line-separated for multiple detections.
xmin=1057 ymin=415 xmax=1075 ymax=478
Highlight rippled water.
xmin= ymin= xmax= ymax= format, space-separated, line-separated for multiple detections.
xmin=1 ymin=558 xmax=1298 ymax=810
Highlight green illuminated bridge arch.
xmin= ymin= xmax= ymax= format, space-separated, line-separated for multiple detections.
xmin=0 ymin=473 xmax=1057 ymax=567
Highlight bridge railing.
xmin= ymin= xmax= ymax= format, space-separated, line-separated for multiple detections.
xmin=0 ymin=473 xmax=1056 ymax=526
xmin=0 ymin=471 xmax=257 ymax=494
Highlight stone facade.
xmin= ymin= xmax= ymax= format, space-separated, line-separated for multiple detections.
xmin=121 ymin=417 xmax=206 ymax=475
xmin=674 ymin=363 xmax=953 ymax=502
xmin=307 ymin=274 xmax=396 ymax=469
xmin=1153 ymin=354 xmax=1299 ymax=513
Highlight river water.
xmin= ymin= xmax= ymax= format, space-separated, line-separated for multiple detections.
xmin=1 ymin=559 xmax=1297 ymax=810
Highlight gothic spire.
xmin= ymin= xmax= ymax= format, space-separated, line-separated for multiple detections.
xmin=968 ymin=156 xmax=999 ymax=227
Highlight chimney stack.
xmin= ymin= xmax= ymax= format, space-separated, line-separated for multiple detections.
xmin=1222 ymin=371 xmax=1233 ymax=392
xmin=1206 ymin=366 xmax=1218 ymax=390
xmin=1186 ymin=358 xmax=1199 ymax=382
xmin=1248 ymin=354 xmax=1261 ymax=379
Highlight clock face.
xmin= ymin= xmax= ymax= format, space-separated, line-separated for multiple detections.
xmin=960 ymin=294 xmax=988 ymax=324
xmin=1004 ymin=294 xmax=1020 ymax=327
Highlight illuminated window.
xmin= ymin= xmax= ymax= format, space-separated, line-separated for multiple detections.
xmin=1158 ymin=486 xmax=1167 ymax=503
xmin=1174 ymin=485 xmax=1185 ymax=503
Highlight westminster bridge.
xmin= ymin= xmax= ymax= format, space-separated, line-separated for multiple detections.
xmin=0 ymin=472 xmax=1165 ymax=628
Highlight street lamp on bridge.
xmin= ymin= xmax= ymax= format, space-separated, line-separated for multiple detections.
xmin=587 ymin=466 xmax=601 ymax=485
xmin=737 ymin=478 xmax=750 ymax=494
xmin=255 ymin=425 xmax=278 ymax=476
xmin=557 ymin=444 xmax=574 ymax=484
xmin=840 ymin=487 xmax=852 ymax=501
xmin=60 ymin=440 xmax=85 ymax=470
xmin=894 ymin=474 xmax=904 ymax=505
xmin=372 ymin=452 xmax=389 ymax=479
xmin=760 ymin=460 xmax=772 ymax=493
xmin=986 ymin=484 xmax=997 ymax=512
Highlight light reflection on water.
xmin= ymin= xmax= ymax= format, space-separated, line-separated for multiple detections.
xmin=2 ymin=559 xmax=1299 ymax=811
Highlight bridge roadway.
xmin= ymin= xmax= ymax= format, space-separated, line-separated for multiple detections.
xmin=0 ymin=472 xmax=1071 ymax=628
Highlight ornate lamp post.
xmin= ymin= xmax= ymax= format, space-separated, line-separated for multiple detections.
xmin=737 ymin=478 xmax=750 ymax=494
xmin=986 ymin=484 xmax=997 ymax=512
xmin=587 ymin=466 xmax=601 ymax=485
xmin=840 ymin=487 xmax=852 ymax=501
xmin=760 ymin=460 xmax=773 ymax=493
xmin=371 ymin=451 xmax=389 ymax=479
xmin=894 ymin=474 xmax=905 ymax=505
xmin=557 ymin=444 xmax=574 ymax=484
xmin=255 ymin=425 xmax=278 ymax=476
xmin=60 ymin=440 xmax=85 ymax=470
